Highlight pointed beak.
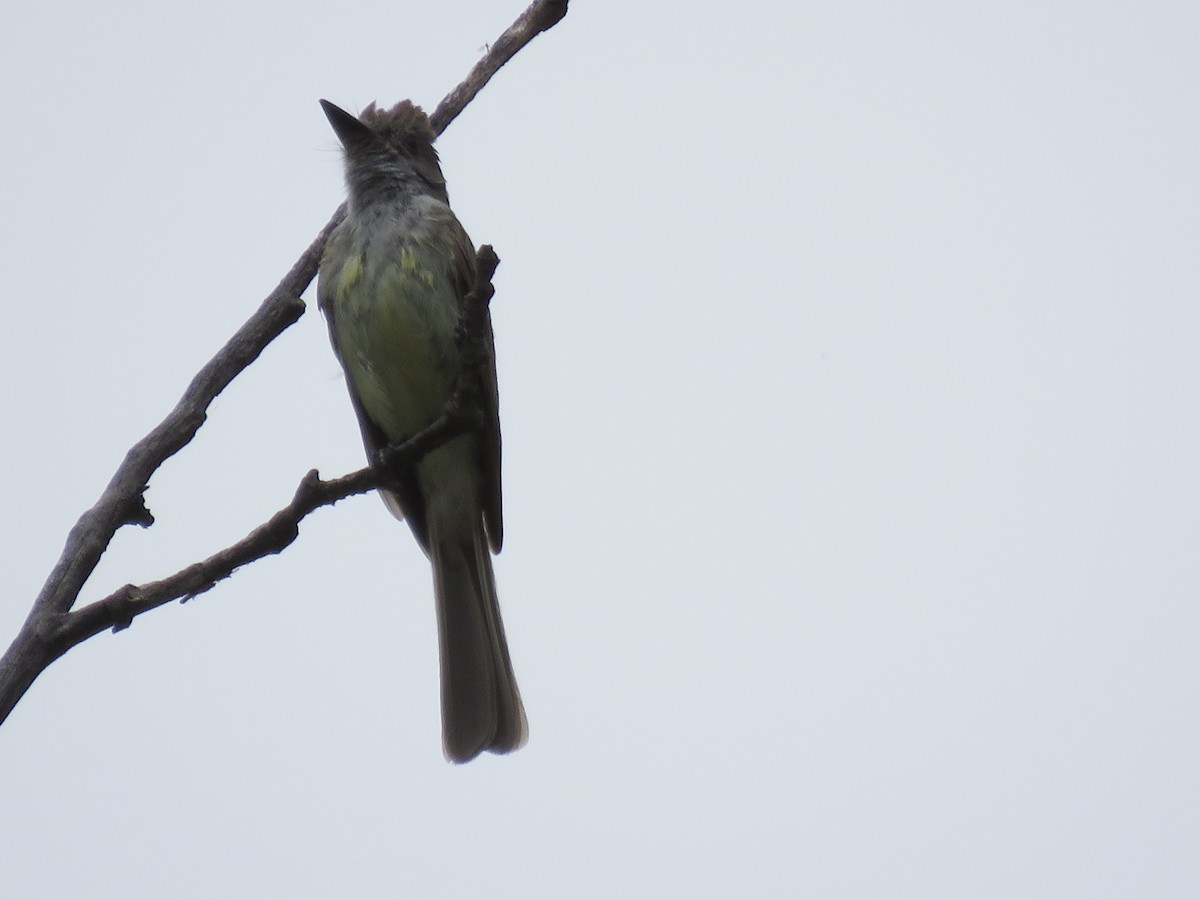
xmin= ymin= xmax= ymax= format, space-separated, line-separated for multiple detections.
xmin=320 ymin=99 xmax=374 ymax=148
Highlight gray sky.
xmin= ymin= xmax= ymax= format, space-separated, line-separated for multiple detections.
xmin=2 ymin=1 xmax=1199 ymax=897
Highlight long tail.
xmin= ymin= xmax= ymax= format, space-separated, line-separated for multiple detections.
xmin=429 ymin=510 xmax=527 ymax=763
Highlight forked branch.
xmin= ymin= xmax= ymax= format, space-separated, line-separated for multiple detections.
xmin=0 ymin=0 xmax=566 ymax=726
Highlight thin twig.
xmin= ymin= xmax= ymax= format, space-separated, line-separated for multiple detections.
xmin=430 ymin=0 xmax=569 ymax=135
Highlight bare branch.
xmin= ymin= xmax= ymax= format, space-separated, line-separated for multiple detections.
xmin=0 ymin=0 xmax=569 ymax=726
xmin=0 ymin=227 xmax=325 ymax=723
xmin=28 ymin=224 xmax=329 ymax=628
xmin=430 ymin=0 xmax=570 ymax=135
xmin=56 ymin=246 xmax=501 ymax=647
xmin=0 ymin=245 xmax=502 ymax=723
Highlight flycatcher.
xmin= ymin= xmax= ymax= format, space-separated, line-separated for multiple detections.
xmin=316 ymin=99 xmax=527 ymax=762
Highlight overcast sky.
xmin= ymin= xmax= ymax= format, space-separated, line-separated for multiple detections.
xmin=2 ymin=1 xmax=1199 ymax=897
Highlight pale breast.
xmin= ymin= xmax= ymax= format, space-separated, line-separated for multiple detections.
xmin=329 ymin=220 xmax=463 ymax=443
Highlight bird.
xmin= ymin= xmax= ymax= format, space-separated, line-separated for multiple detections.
xmin=316 ymin=98 xmax=527 ymax=762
